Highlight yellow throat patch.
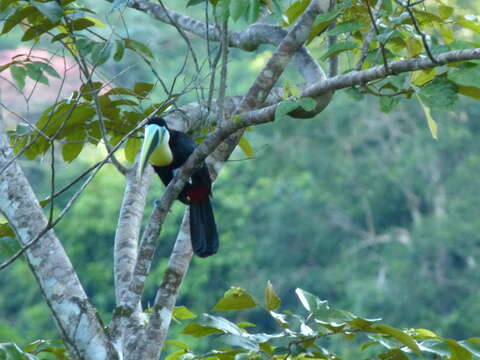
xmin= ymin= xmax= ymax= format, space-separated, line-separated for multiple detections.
xmin=149 ymin=142 xmax=173 ymax=166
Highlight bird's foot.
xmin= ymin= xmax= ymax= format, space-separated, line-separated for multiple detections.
xmin=154 ymin=199 xmax=162 ymax=208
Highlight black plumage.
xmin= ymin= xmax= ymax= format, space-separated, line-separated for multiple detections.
xmin=149 ymin=117 xmax=219 ymax=257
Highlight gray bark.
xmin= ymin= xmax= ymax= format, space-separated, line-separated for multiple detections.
xmin=0 ymin=124 xmax=118 ymax=360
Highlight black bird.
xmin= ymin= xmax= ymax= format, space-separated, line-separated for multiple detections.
xmin=137 ymin=117 xmax=219 ymax=257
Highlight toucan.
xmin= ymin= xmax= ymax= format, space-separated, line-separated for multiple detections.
xmin=137 ymin=117 xmax=219 ymax=257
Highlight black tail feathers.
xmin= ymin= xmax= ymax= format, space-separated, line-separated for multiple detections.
xmin=189 ymin=199 xmax=219 ymax=257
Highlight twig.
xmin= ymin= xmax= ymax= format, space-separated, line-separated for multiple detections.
xmin=217 ymin=19 xmax=229 ymax=123
xmin=356 ymin=0 xmax=384 ymax=70
xmin=397 ymin=0 xmax=436 ymax=63
xmin=328 ymin=0 xmax=338 ymax=77
xmin=364 ymin=0 xmax=390 ymax=73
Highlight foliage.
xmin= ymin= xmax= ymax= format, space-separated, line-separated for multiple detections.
xmin=2 ymin=286 xmax=480 ymax=360
xmin=172 ymin=285 xmax=480 ymax=360
xmin=1 ymin=0 xmax=480 ymax=356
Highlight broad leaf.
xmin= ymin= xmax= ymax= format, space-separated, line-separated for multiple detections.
xmin=418 ymin=77 xmax=458 ymax=110
xmin=417 ymin=95 xmax=438 ymax=139
xmin=372 ymin=324 xmax=421 ymax=355
xmin=124 ymin=137 xmax=141 ymax=163
xmin=30 ymin=0 xmax=63 ymax=22
xmin=238 ymin=136 xmax=253 ymax=158
xmin=173 ymin=306 xmax=197 ymax=320
xmin=181 ymin=323 xmax=223 ymax=338
xmin=321 ymin=41 xmax=357 ymax=60
xmin=448 ymin=63 xmax=480 ymax=88
xmin=264 ymin=281 xmax=281 ymax=311
xmin=212 ymin=287 xmax=256 ymax=311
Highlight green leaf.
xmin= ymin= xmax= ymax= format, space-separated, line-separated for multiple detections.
xmin=416 ymin=94 xmax=438 ymax=139
xmin=35 ymin=61 xmax=61 ymax=79
xmin=297 ymin=97 xmax=316 ymax=112
xmin=247 ymin=0 xmax=260 ymax=22
xmin=411 ymin=68 xmax=436 ymax=86
xmin=321 ymin=41 xmax=357 ymax=60
xmin=62 ymin=137 xmax=85 ymax=162
xmin=2 ymin=6 xmax=37 ymax=34
xmin=460 ymin=339 xmax=480 ymax=358
xmin=295 ymin=288 xmax=323 ymax=313
xmin=0 ymin=342 xmax=36 ymax=360
xmin=21 ymin=21 xmax=56 ymax=41
xmin=372 ymin=324 xmax=421 ymax=355
xmin=25 ymin=63 xmax=49 ymax=85
xmin=448 ymin=63 xmax=480 ymax=88
xmin=75 ymin=38 xmax=96 ymax=57
xmin=307 ymin=7 xmax=342 ymax=42
xmin=418 ymin=77 xmax=458 ymax=110
xmin=81 ymin=81 xmax=103 ymax=100
xmin=201 ymin=314 xmax=243 ymax=335
xmin=187 ymin=0 xmax=205 ymax=6
xmin=133 ymin=82 xmax=154 ymax=97
xmin=237 ymin=322 xmax=256 ymax=328
xmin=173 ymin=306 xmax=197 ymax=320
xmin=327 ymin=21 xmax=363 ymax=36
xmin=71 ymin=18 xmax=97 ymax=31
xmin=438 ymin=24 xmax=454 ymax=44
xmin=30 ymin=0 xmax=63 ymax=22
xmin=36 ymin=102 xmax=95 ymax=139
xmin=222 ymin=334 xmax=259 ymax=351
xmin=165 ymin=340 xmax=189 ymax=350
xmin=412 ymin=328 xmax=439 ymax=339
xmin=283 ymin=80 xmax=301 ymax=98
xmin=216 ymin=0 xmax=231 ymax=21
xmin=124 ymin=38 xmax=153 ymax=59
xmin=230 ymin=0 xmax=246 ymax=21
xmin=212 ymin=287 xmax=256 ymax=311
xmin=0 ymin=0 xmax=18 ymax=12
xmin=274 ymin=99 xmax=298 ymax=121
xmin=458 ymin=85 xmax=480 ymax=99
xmin=269 ymin=311 xmax=289 ymax=328
xmin=378 ymin=348 xmax=409 ymax=360
xmin=0 ymin=223 xmax=15 ymax=237
xmin=165 ymin=349 xmax=187 ymax=360
xmin=124 ymin=137 xmax=141 ymax=163
xmin=456 ymin=19 xmax=480 ymax=34
xmin=114 ymin=40 xmax=125 ymax=61
xmin=444 ymin=338 xmax=472 ymax=360
xmin=438 ymin=5 xmax=453 ymax=20
xmin=349 ymin=317 xmax=380 ymax=330
xmin=282 ymin=0 xmax=311 ymax=26
xmin=181 ymin=323 xmax=223 ymax=338
xmin=379 ymin=96 xmax=400 ymax=114
xmin=264 ymin=280 xmax=281 ymax=311
xmin=238 ymin=136 xmax=253 ymax=158
xmin=10 ymin=65 xmax=27 ymax=89
xmin=361 ymin=340 xmax=380 ymax=351
xmin=420 ymin=339 xmax=451 ymax=357
xmin=90 ymin=42 xmax=112 ymax=66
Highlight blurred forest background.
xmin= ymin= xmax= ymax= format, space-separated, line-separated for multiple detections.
xmin=1 ymin=0 xmax=480 ymax=351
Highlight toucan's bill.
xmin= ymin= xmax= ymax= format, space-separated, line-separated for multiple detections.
xmin=137 ymin=124 xmax=169 ymax=180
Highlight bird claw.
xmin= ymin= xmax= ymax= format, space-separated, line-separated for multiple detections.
xmin=154 ymin=199 xmax=162 ymax=208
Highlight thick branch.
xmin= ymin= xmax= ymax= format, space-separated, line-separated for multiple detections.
xmin=114 ymin=167 xmax=153 ymax=305
xmin=126 ymin=212 xmax=192 ymax=360
xmin=106 ymin=0 xmax=330 ymax=53
xmin=0 ymin=128 xmax=118 ymax=360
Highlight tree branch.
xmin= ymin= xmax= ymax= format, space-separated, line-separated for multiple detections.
xmin=114 ymin=167 xmax=153 ymax=305
xmin=0 ymin=126 xmax=118 ymax=360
